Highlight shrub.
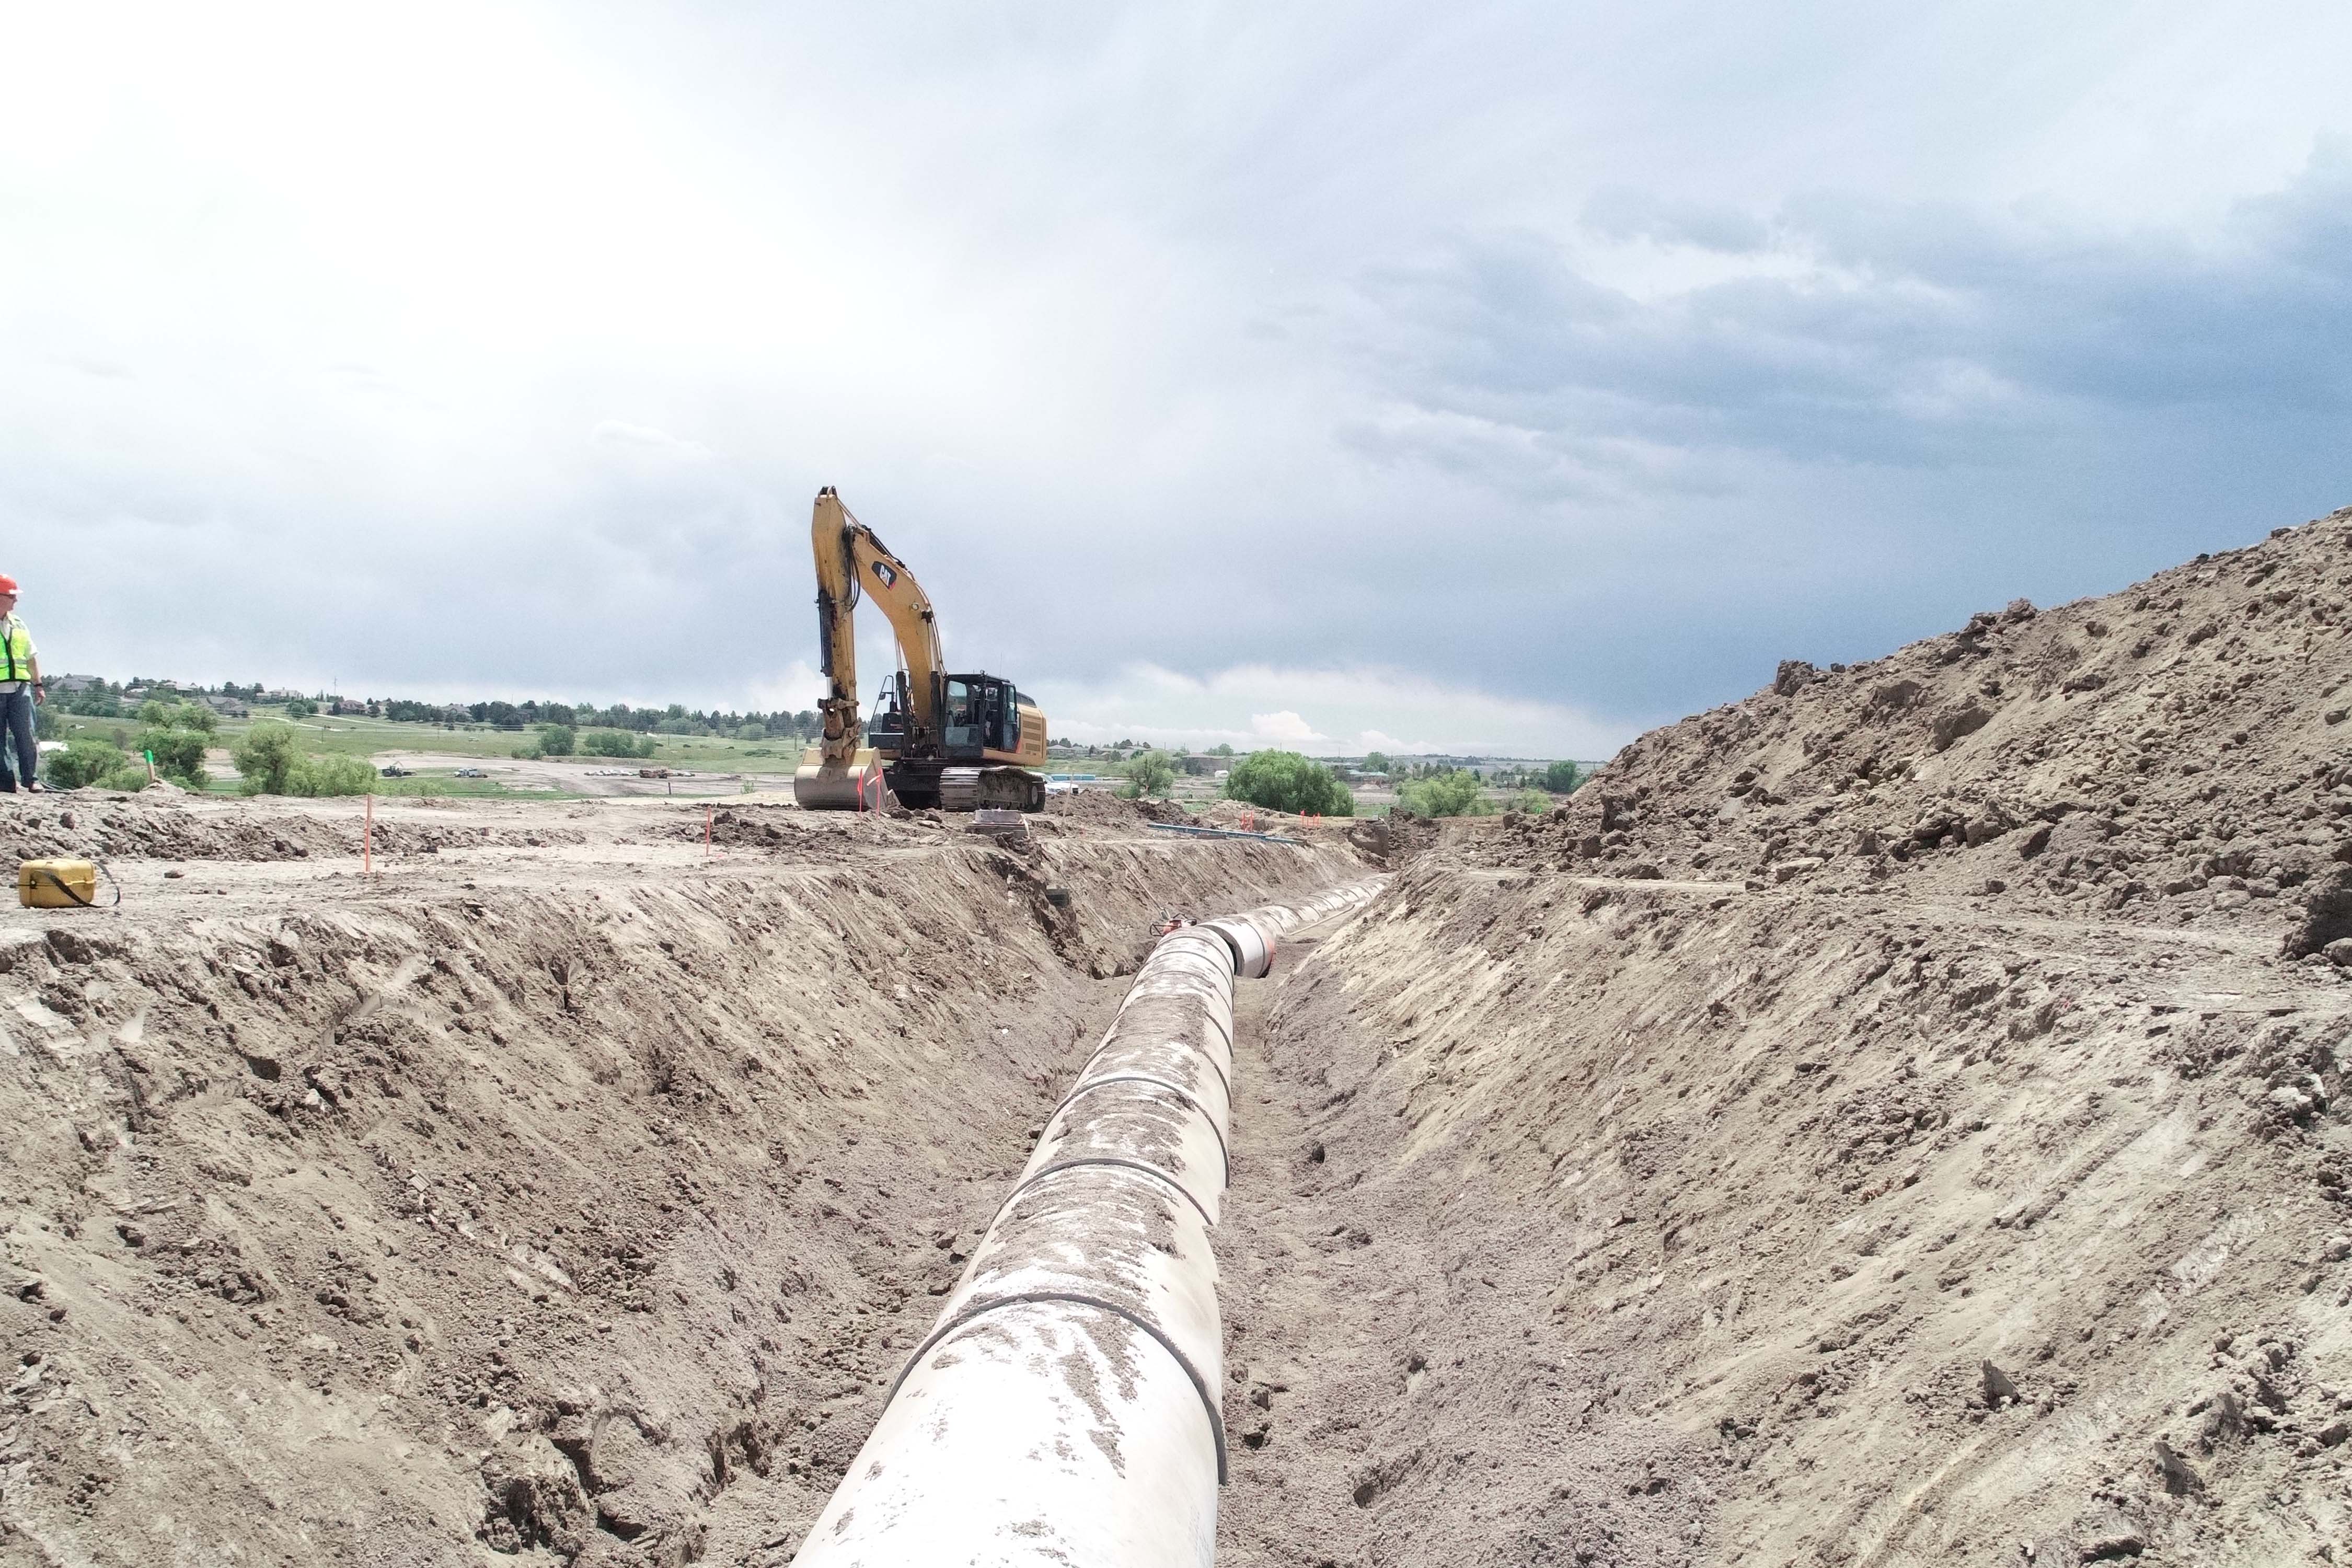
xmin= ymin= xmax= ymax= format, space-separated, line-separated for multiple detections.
xmin=1510 ymin=789 xmax=1552 ymax=815
xmin=138 ymin=725 xmax=212 ymax=788
xmin=234 ymin=722 xmax=304 ymax=794
xmin=580 ymin=729 xmax=655 ymax=758
xmin=42 ymin=738 xmax=143 ymax=790
xmin=1122 ymin=750 xmax=1178 ymax=799
xmin=1396 ymin=768 xmax=1489 ymax=818
xmin=537 ymin=723 xmax=575 ymax=756
xmin=1541 ymin=759 xmax=1584 ymax=794
xmin=233 ymin=725 xmax=387 ymax=795
xmin=284 ymin=698 xmax=317 ymax=719
xmin=1223 ymin=750 xmax=1354 ymax=816
xmin=735 ymin=722 xmax=766 ymax=742
xmin=289 ymin=754 xmax=377 ymax=796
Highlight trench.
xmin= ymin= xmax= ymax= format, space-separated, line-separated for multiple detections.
xmin=0 ymin=802 xmax=1367 ymax=1568
xmin=20 ymin=789 xmax=2335 ymax=1567
xmin=1210 ymin=851 xmax=2352 ymax=1568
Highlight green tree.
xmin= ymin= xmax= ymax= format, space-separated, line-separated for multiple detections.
xmin=1362 ymin=750 xmax=1389 ymax=776
xmin=580 ymin=728 xmax=655 ymax=759
xmin=1212 ymin=743 xmax=1235 ymax=757
xmin=139 ymin=699 xmax=217 ymax=734
xmin=1397 ymin=768 xmax=1489 ymax=818
xmin=34 ymin=704 xmax=57 ymax=742
xmin=1223 ymin=750 xmax=1354 ymax=816
xmin=284 ymin=698 xmax=317 ymax=719
xmin=1541 ymin=759 xmax=1584 ymax=794
xmin=537 ymin=723 xmax=576 ymax=756
xmin=735 ymin=722 xmax=766 ymax=742
xmin=233 ymin=722 xmax=383 ymax=795
xmin=233 ymin=721 xmax=304 ymax=794
xmin=1122 ymin=750 xmax=1178 ymax=799
xmin=139 ymin=725 xmax=211 ymax=788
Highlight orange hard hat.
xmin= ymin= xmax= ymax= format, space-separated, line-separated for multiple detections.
xmin=0 ymin=575 xmax=16 ymax=594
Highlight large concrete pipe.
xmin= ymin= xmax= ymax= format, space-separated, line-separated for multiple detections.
xmin=1202 ymin=879 xmax=1386 ymax=980
xmin=791 ymin=877 xmax=1383 ymax=1568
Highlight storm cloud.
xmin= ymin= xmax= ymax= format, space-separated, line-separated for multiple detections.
xmin=5 ymin=1 xmax=2348 ymax=754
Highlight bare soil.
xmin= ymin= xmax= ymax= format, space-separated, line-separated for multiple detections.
xmin=1216 ymin=509 xmax=2352 ymax=1565
xmin=16 ymin=508 xmax=2352 ymax=1568
xmin=0 ymin=792 xmax=1362 ymax=1566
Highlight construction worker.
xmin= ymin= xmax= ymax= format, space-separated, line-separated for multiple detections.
xmin=0 ymin=574 xmax=43 ymax=792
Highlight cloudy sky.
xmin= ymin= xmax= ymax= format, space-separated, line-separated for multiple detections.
xmin=5 ymin=2 xmax=2348 ymax=757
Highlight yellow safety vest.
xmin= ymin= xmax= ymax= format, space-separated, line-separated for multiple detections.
xmin=0 ymin=617 xmax=29 ymax=684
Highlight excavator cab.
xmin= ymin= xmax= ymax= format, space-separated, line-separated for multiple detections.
xmin=941 ymin=674 xmax=1019 ymax=759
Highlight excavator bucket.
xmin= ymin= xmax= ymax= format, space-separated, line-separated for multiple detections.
xmin=793 ymin=747 xmax=889 ymax=811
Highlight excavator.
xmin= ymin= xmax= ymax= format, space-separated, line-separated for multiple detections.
xmin=792 ymin=487 xmax=1049 ymax=812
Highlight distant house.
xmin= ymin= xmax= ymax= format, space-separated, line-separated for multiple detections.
xmin=202 ymin=694 xmax=249 ymax=717
xmin=261 ymin=687 xmax=304 ymax=702
xmin=49 ymin=674 xmax=100 ymax=694
xmin=442 ymin=704 xmax=472 ymax=724
xmin=331 ymin=698 xmax=366 ymax=716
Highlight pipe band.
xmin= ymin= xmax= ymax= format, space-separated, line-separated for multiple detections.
xmin=998 ymin=1154 xmax=1216 ymax=1230
xmin=883 ymin=1291 xmax=1229 ymax=1484
xmin=1055 ymin=1074 xmax=1231 ymax=1185
xmin=1087 ymin=1026 xmax=1235 ymax=1101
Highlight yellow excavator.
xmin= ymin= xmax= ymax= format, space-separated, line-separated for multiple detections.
xmin=793 ymin=487 xmax=1050 ymax=812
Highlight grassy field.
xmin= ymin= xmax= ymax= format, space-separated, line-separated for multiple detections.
xmin=45 ymin=705 xmax=1569 ymax=817
xmin=245 ymin=712 xmax=809 ymax=768
xmin=50 ymin=706 xmax=808 ymax=765
xmin=43 ymin=705 xmax=809 ymax=799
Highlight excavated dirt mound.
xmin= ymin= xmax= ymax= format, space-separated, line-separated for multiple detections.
xmin=0 ymin=794 xmax=1365 ymax=1566
xmin=1493 ymin=505 xmax=2352 ymax=949
xmin=1213 ymin=510 xmax=2352 ymax=1566
xmin=0 ymin=797 xmax=344 ymax=863
xmin=1 ymin=794 xmax=610 ymax=867
xmin=1042 ymin=789 xmax=1187 ymax=825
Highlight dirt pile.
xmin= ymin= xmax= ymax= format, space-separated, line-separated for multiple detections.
xmin=1491 ymin=505 xmax=2352 ymax=960
xmin=0 ymin=795 xmax=1364 ymax=1566
xmin=0 ymin=795 xmax=613 ymax=867
xmin=1212 ymin=511 xmax=2352 ymax=1566
xmin=1041 ymin=789 xmax=1187 ymax=825
xmin=0 ymin=798 xmax=343 ymax=863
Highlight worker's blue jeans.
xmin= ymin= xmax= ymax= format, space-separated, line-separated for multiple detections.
xmin=0 ymin=689 xmax=36 ymax=790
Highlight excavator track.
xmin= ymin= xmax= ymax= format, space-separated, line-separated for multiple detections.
xmin=936 ymin=767 xmax=1046 ymax=813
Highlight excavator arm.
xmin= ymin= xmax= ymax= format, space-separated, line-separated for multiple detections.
xmin=810 ymin=488 xmax=863 ymax=768
xmin=844 ymin=524 xmax=944 ymax=745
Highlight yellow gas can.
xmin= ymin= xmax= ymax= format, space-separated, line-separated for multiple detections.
xmin=18 ymin=859 xmax=100 ymax=908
